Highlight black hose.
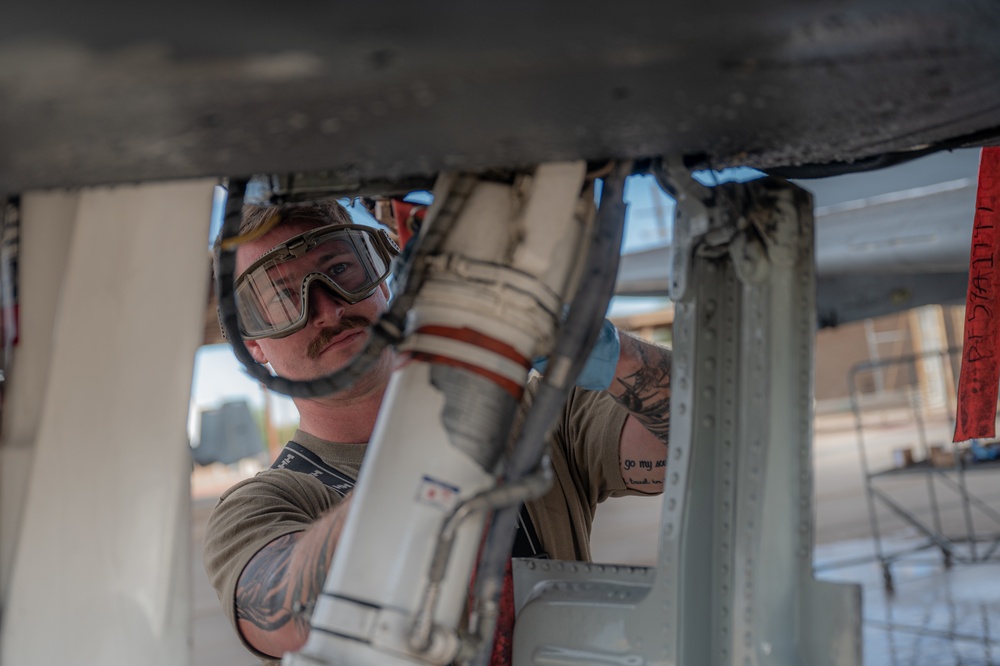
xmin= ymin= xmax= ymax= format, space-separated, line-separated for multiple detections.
xmin=379 ymin=174 xmax=477 ymax=339
xmin=1 ymin=196 xmax=19 ymax=384
xmin=468 ymin=162 xmax=631 ymax=666
xmin=215 ymin=178 xmax=399 ymax=398
xmin=216 ymin=173 xmax=476 ymax=398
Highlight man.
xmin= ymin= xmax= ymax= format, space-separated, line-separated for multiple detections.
xmin=203 ymin=199 xmax=672 ymax=664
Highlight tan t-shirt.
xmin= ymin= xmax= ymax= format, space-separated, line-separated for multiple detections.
xmin=203 ymin=383 xmax=638 ymax=662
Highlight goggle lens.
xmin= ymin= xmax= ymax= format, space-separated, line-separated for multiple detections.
xmin=234 ymin=226 xmax=396 ymax=339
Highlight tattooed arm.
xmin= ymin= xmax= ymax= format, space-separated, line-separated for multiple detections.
xmin=236 ymin=494 xmax=353 ymax=657
xmin=605 ymin=330 xmax=672 ymax=493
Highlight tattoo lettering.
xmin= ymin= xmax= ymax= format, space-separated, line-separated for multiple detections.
xmin=626 ymin=477 xmax=665 ymax=487
xmin=623 ymin=457 xmax=667 ymax=488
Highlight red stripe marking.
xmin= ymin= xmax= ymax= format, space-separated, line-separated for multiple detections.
xmin=405 ymin=352 xmax=524 ymax=399
xmin=955 ymin=147 xmax=1000 ymax=442
xmin=414 ymin=325 xmax=532 ymax=369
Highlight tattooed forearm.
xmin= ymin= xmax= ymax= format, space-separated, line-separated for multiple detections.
xmin=611 ymin=333 xmax=672 ymax=444
xmin=235 ymin=496 xmax=351 ymax=652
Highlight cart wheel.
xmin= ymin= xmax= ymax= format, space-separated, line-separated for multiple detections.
xmin=882 ymin=563 xmax=895 ymax=594
xmin=942 ymin=550 xmax=953 ymax=569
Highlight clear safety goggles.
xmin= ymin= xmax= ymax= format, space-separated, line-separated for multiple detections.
xmin=235 ymin=225 xmax=399 ymax=340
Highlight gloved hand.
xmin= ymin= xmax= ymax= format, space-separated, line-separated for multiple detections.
xmin=533 ymin=319 xmax=621 ymax=391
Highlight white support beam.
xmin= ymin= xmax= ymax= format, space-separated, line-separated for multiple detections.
xmin=1 ymin=180 xmax=214 ymax=665
xmin=513 ymin=178 xmax=861 ymax=666
xmin=1 ymin=190 xmax=80 ymax=602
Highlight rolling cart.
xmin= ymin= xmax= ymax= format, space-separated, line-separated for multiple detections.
xmin=850 ymin=347 xmax=1000 ymax=592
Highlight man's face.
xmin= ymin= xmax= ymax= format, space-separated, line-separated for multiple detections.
xmin=236 ymin=221 xmax=393 ymax=385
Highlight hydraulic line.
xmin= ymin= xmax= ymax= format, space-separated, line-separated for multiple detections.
xmin=217 ymin=164 xmax=628 ymax=663
xmin=466 ymin=161 xmax=631 ymax=665
xmin=410 ymin=458 xmax=553 ymax=653
xmin=287 ymin=163 xmax=594 ymax=666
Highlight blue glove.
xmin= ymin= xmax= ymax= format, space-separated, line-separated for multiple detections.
xmin=533 ymin=319 xmax=621 ymax=391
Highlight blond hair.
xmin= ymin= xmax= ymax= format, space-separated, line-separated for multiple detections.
xmin=213 ymin=200 xmax=355 ymax=275
xmin=238 ymin=200 xmax=354 ymax=238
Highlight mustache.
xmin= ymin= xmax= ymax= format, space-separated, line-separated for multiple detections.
xmin=306 ymin=316 xmax=374 ymax=359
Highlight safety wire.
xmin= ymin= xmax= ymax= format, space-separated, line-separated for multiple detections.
xmin=465 ymin=161 xmax=632 ymax=666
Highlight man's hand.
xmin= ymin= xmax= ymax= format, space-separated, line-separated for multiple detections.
xmin=236 ymin=494 xmax=353 ymax=658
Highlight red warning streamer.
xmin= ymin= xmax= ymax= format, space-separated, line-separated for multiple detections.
xmin=955 ymin=147 xmax=1000 ymax=442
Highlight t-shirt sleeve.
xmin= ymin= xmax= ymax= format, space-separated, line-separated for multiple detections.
xmin=202 ymin=469 xmax=345 ymax=658
xmin=555 ymin=385 xmax=639 ymax=505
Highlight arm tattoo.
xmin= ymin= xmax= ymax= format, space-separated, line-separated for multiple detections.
xmin=236 ymin=533 xmax=303 ymax=633
xmin=613 ymin=336 xmax=672 ymax=444
xmin=236 ymin=508 xmax=346 ymax=636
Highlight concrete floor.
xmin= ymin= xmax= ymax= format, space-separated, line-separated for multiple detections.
xmin=192 ymin=406 xmax=1000 ymax=665
xmin=816 ymin=537 xmax=1000 ymax=665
